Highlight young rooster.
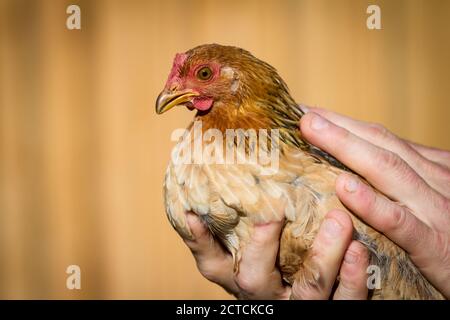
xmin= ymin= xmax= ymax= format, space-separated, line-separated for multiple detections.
xmin=155 ymin=44 xmax=443 ymax=299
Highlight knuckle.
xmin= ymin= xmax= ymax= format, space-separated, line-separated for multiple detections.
xmin=196 ymin=261 xmax=222 ymax=283
xmin=350 ymin=242 xmax=369 ymax=262
xmin=337 ymin=264 xmax=368 ymax=298
xmin=367 ymin=123 xmax=391 ymax=141
xmin=355 ymin=183 xmax=378 ymax=217
xmin=336 ymin=125 xmax=351 ymax=143
xmin=338 ymin=278 xmax=361 ymax=294
xmin=382 ymin=204 xmax=407 ymax=233
xmin=424 ymin=159 xmax=450 ymax=184
xmin=372 ymin=147 xmax=422 ymax=188
xmin=382 ymin=205 xmax=425 ymax=249
xmin=375 ymin=149 xmax=409 ymax=178
xmin=378 ymin=149 xmax=402 ymax=170
xmin=291 ymin=282 xmax=323 ymax=300
xmin=358 ymin=245 xmax=370 ymax=263
xmin=234 ymin=272 xmax=263 ymax=295
xmin=328 ymin=126 xmax=352 ymax=153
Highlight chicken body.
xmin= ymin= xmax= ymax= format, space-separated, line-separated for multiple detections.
xmin=157 ymin=44 xmax=443 ymax=299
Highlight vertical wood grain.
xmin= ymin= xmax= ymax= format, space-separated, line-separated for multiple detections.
xmin=0 ymin=0 xmax=449 ymax=299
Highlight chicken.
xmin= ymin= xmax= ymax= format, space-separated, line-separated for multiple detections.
xmin=155 ymin=44 xmax=443 ymax=299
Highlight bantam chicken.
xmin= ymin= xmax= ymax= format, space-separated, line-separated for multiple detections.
xmin=155 ymin=44 xmax=443 ymax=299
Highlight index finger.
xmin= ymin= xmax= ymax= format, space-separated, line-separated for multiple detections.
xmin=184 ymin=213 xmax=239 ymax=293
xmin=300 ymin=113 xmax=446 ymax=227
xmin=302 ymin=107 xmax=450 ymax=196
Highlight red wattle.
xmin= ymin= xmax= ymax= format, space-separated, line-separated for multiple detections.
xmin=193 ymin=97 xmax=213 ymax=111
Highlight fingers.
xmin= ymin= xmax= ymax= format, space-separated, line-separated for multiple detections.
xmin=300 ymin=112 xmax=446 ymax=226
xmin=184 ymin=213 xmax=239 ymax=294
xmin=303 ymin=108 xmax=450 ymax=199
xmin=308 ymin=108 xmax=421 ymax=164
xmin=236 ymin=221 xmax=290 ymax=299
xmin=310 ymin=108 xmax=450 ymax=199
xmin=238 ymin=222 xmax=282 ymax=276
xmin=407 ymin=140 xmax=450 ymax=169
xmin=403 ymin=141 xmax=450 ymax=198
xmin=185 ymin=210 xmax=371 ymax=300
xmin=335 ymin=173 xmax=435 ymax=257
xmin=333 ymin=241 xmax=369 ymax=300
xmin=335 ymin=173 xmax=450 ymax=297
xmin=304 ymin=108 xmax=420 ymax=167
xmin=291 ymin=210 xmax=353 ymax=299
xmin=304 ymin=108 xmax=415 ymax=160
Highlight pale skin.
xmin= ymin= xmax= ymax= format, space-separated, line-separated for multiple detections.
xmin=183 ymin=108 xmax=450 ymax=299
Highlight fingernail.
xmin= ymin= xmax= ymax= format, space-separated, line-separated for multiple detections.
xmin=311 ymin=114 xmax=328 ymax=131
xmin=344 ymin=250 xmax=359 ymax=264
xmin=323 ymin=218 xmax=343 ymax=238
xmin=300 ymin=105 xmax=309 ymax=113
xmin=345 ymin=176 xmax=359 ymax=193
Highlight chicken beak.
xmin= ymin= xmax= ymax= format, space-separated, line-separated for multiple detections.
xmin=155 ymin=89 xmax=199 ymax=114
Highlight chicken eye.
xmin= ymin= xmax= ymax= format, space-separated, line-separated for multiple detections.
xmin=196 ymin=67 xmax=213 ymax=81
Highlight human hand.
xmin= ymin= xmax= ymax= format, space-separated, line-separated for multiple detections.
xmin=183 ymin=210 xmax=369 ymax=300
xmin=299 ymin=107 xmax=450 ymax=298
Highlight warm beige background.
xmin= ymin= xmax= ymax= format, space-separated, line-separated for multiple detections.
xmin=0 ymin=0 xmax=449 ymax=299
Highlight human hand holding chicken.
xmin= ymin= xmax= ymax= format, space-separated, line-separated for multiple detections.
xmin=184 ymin=109 xmax=450 ymax=300
xmin=156 ymin=44 xmax=448 ymax=299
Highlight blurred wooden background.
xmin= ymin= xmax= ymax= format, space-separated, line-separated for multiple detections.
xmin=0 ymin=0 xmax=449 ymax=299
